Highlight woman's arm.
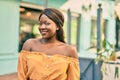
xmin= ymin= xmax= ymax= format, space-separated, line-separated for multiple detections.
xmin=22 ymin=39 xmax=33 ymax=51
xmin=67 ymin=45 xmax=80 ymax=80
xmin=68 ymin=45 xmax=79 ymax=59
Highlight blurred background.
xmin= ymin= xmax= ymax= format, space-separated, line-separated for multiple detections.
xmin=0 ymin=0 xmax=120 ymax=80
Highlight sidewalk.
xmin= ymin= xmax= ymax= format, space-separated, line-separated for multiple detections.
xmin=0 ymin=73 xmax=17 ymax=80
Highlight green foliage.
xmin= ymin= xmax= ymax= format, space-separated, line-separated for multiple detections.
xmin=95 ymin=39 xmax=115 ymax=64
xmin=94 ymin=39 xmax=119 ymax=78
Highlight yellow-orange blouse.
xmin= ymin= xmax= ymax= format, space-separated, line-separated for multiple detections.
xmin=18 ymin=50 xmax=80 ymax=80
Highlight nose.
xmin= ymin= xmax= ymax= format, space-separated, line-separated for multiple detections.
xmin=39 ymin=24 xmax=46 ymax=29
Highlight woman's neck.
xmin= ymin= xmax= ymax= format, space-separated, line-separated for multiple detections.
xmin=40 ymin=38 xmax=59 ymax=44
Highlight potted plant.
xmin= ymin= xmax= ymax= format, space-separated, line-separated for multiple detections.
xmin=94 ymin=39 xmax=119 ymax=79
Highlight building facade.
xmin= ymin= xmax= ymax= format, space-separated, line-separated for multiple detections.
xmin=0 ymin=0 xmax=119 ymax=80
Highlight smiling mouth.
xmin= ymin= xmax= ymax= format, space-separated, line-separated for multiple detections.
xmin=41 ymin=30 xmax=48 ymax=35
xmin=41 ymin=32 xmax=47 ymax=34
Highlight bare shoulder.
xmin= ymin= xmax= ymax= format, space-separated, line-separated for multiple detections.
xmin=65 ymin=44 xmax=78 ymax=59
xmin=22 ymin=38 xmax=36 ymax=51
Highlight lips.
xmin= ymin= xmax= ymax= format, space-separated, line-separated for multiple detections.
xmin=40 ymin=30 xmax=48 ymax=35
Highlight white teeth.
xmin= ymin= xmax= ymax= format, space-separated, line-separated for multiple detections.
xmin=41 ymin=30 xmax=46 ymax=32
xmin=41 ymin=30 xmax=48 ymax=34
xmin=42 ymin=31 xmax=46 ymax=33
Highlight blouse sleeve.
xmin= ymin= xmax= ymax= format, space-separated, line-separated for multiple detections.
xmin=67 ymin=58 xmax=80 ymax=80
xmin=17 ymin=51 xmax=28 ymax=80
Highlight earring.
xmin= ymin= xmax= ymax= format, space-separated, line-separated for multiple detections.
xmin=57 ymin=28 xmax=59 ymax=30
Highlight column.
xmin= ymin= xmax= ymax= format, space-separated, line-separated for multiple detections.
xmin=0 ymin=0 xmax=20 ymax=75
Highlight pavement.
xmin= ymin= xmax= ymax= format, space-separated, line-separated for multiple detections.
xmin=0 ymin=73 xmax=17 ymax=80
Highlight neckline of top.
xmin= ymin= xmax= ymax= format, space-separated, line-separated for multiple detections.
xmin=20 ymin=50 xmax=78 ymax=60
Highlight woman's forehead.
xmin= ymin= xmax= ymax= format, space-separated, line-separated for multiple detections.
xmin=40 ymin=14 xmax=48 ymax=19
xmin=39 ymin=14 xmax=50 ymax=21
xmin=39 ymin=14 xmax=54 ymax=23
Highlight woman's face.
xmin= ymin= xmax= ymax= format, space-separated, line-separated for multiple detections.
xmin=38 ymin=14 xmax=58 ymax=39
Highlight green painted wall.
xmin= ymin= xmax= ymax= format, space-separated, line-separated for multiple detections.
xmin=79 ymin=14 xmax=91 ymax=51
xmin=0 ymin=0 xmax=20 ymax=75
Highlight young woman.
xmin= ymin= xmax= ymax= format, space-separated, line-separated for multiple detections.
xmin=18 ymin=8 xmax=80 ymax=80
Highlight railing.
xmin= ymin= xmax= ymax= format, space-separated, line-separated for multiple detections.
xmin=80 ymin=59 xmax=94 ymax=80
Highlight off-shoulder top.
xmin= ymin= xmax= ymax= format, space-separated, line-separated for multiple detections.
xmin=18 ymin=50 xmax=80 ymax=80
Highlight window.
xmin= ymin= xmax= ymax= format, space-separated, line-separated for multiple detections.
xmin=90 ymin=18 xmax=107 ymax=48
xmin=19 ymin=6 xmax=42 ymax=51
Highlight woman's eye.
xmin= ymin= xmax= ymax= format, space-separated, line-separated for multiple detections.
xmin=45 ymin=23 xmax=50 ymax=25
